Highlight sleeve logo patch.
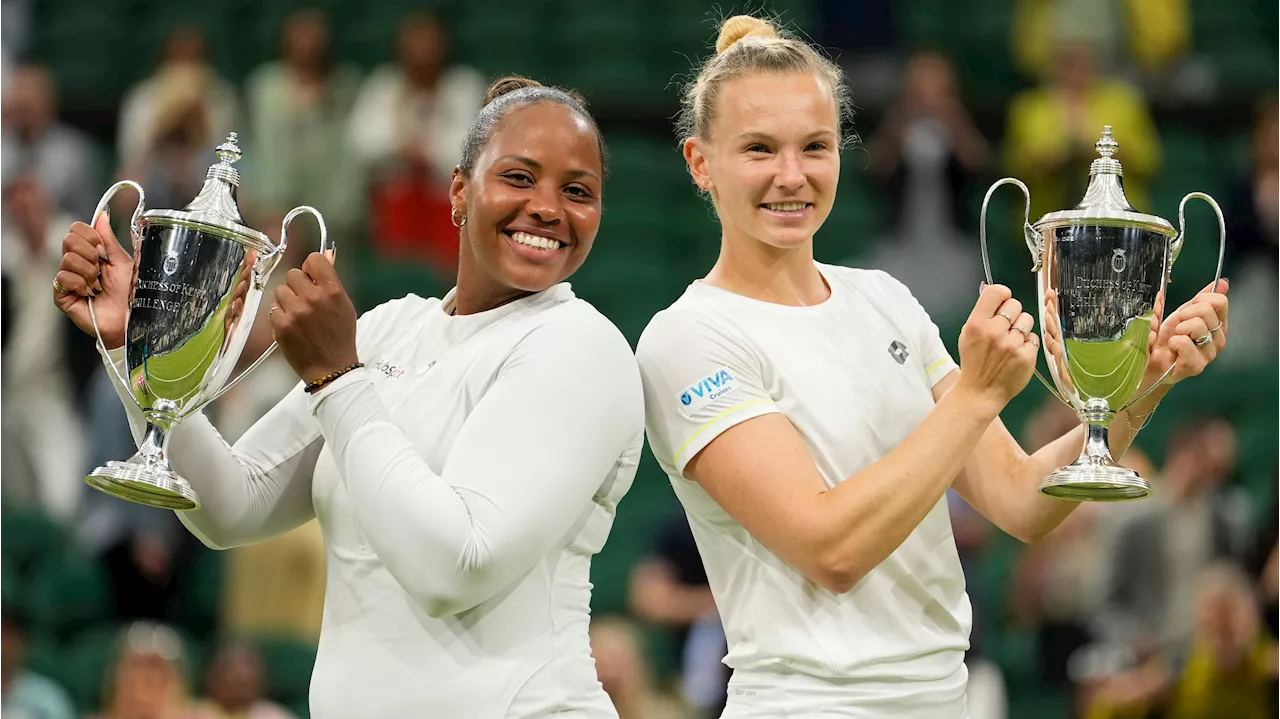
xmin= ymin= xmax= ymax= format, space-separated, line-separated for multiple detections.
xmin=678 ymin=367 xmax=738 ymax=416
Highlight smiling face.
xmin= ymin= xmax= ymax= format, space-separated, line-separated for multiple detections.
xmin=685 ymin=71 xmax=840 ymax=252
xmin=450 ymin=101 xmax=604 ymax=310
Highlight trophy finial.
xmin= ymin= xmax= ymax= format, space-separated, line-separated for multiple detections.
xmin=215 ymin=132 xmax=242 ymax=166
xmin=1096 ymin=126 xmax=1118 ymax=159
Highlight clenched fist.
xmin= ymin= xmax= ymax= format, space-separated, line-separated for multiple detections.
xmin=270 ymin=252 xmax=359 ymax=384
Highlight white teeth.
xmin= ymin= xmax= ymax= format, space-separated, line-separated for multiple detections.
xmin=764 ymin=202 xmax=807 ymax=212
xmin=510 ymin=231 xmax=562 ymax=250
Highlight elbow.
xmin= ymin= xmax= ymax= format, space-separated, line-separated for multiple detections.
xmin=810 ymin=548 xmax=871 ymax=596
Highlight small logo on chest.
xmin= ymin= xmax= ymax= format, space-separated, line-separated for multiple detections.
xmin=370 ymin=359 xmax=406 ymax=379
xmin=888 ymin=340 xmax=910 ymax=365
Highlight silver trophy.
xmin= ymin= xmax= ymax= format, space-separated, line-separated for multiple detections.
xmin=980 ymin=127 xmax=1225 ymax=501
xmin=84 ymin=133 xmax=331 ymax=511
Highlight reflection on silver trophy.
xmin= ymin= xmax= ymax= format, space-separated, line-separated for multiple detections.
xmin=980 ymin=126 xmax=1226 ymax=502
xmin=85 ymin=133 xmax=332 ymax=511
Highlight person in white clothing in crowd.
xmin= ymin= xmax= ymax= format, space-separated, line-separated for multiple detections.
xmin=53 ymin=75 xmax=644 ymax=719
xmin=635 ymin=15 xmax=1232 ymax=719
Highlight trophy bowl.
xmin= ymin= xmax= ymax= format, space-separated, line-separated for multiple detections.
xmin=85 ymin=133 xmax=331 ymax=511
xmin=980 ymin=127 xmax=1225 ymax=502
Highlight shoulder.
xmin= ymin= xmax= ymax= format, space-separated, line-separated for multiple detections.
xmin=442 ymin=64 xmax=487 ymax=93
xmin=356 ymin=293 xmax=439 ymax=346
xmin=523 ymin=297 xmax=637 ymax=366
xmin=637 ymin=292 xmax=745 ymax=359
xmin=823 ymin=263 xmax=916 ymax=303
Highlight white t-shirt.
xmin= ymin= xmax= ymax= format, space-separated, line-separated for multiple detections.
xmin=636 ymin=263 xmax=972 ymax=715
xmin=104 ymin=284 xmax=644 ymax=719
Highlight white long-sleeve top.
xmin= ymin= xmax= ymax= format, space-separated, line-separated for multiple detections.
xmin=103 ymin=283 xmax=644 ymax=718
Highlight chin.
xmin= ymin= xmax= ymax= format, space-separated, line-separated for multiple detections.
xmin=757 ymin=229 xmax=814 ymax=251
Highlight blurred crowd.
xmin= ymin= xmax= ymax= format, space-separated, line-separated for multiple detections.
xmin=1 ymin=1 xmax=1276 ymax=718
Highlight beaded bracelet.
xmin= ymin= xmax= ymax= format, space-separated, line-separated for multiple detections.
xmin=305 ymin=362 xmax=365 ymax=395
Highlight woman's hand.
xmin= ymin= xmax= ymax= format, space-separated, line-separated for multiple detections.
xmin=955 ymin=283 xmax=1041 ymax=413
xmin=270 ymin=252 xmax=359 ymax=384
xmin=52 ymin=212 xmax=135 ymax=349
xmin=1146 ymin=280 xmax=1229 ymax=386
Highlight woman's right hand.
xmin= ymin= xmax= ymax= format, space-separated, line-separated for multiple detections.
xmin=53 ymin=212 xmax=135 ymax=350
xmin=955 ymin=283 xmax=1040 ymax=412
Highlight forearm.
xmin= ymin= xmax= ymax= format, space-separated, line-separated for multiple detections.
xmin=311 ymin=358 xmax=640 ymax=618
xmin=1005 ymin=381 xmax=1170 ymax=540
xmin=816 ymin=387 xmax=1000 ymax=586
xmin=101 ymin=348 xmax=319 ymax=548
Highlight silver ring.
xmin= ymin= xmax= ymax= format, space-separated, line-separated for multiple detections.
xmin=1011 ymin=323 xmax=1030 ymax=338
xmin=1209 ymin=321 xmax=1223 ymax=334
xmin=996 ymin=311 xmax=1015 ymax=325
xmin=1193 ymin=333 xmax=1212 ymax=347
xmin=269 ymin=305 xmax=279 ymax=316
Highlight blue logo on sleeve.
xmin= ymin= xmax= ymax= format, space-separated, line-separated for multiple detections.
xmin=678 ymin=367 xmax=738 ymax=416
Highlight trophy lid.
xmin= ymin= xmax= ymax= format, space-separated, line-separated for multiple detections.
xmin=1032 ymin=126 xmax=1175 ymax=236
xmin=140 ymin=132 xmax=274 ymax=252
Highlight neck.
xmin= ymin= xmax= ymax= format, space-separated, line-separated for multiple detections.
xmin=451 ymin=244 xmax=537 ymax=315
xmin=705 ymin=230 xmax=828 ymax=306
xmin=406 ymin=65 xmax=440 ymax=90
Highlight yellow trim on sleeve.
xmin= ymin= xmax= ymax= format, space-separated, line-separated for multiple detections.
xmin=925 ymin=357 xmax=952 ymax=375
xmin=673 ymin=399 xmax=774 ymax=465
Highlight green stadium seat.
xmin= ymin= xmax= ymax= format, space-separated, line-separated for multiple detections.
xmin=252 ymin=634 xmax=318 ymax=709
xmin=1 ymin=507 xmax=68 ymax=577
xmin=27 ymin=551 xmax=112 ymax=640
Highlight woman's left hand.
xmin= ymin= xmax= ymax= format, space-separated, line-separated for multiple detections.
xmin=270 ymin=252 xmax=360 ymax=384
xmin=1146 ymin=279 xmax=1229 ymax=386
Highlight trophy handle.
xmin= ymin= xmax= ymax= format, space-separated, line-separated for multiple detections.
xmin=1118 ymin=192 xmax=1227 ymax=412
xmin=1168 ymin=192 xmax=1226 ymax=292
xmin=86 ymin=180 xmax=146 ymax=410
xmin=195 ymin=206 xmax=333 ymax=409
xmin=979 ymin=178 xmax=1068 ymax=405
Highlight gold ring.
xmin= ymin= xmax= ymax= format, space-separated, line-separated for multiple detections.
xmin=1193 ymin=333 xmax=1212 ymax=347
xmin=52 ymin=277 xmax=71 ymax=294
xmin=1209 ymin=321 xmax=1223 ymax=334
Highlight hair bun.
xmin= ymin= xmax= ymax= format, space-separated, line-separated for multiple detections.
xmin=715 ymin=15 xmax=778 ymax=54
xmin=483 ymin=76 xmax=543 ymax=105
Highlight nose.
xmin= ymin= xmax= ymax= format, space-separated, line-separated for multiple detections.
xmin=526 ymin=183 xmax=563 ymax=225
xmin=774 ymin=151 xmax=805 ymax=191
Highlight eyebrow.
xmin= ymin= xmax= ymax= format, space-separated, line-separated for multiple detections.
xmin=496 ymin=154 xmax=600 ymax=182
xmin=733 ymin=130 xmax=838 ymax=143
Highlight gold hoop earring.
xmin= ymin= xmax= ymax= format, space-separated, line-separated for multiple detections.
xmin=451 ymin=209 xmax=467 ymax=228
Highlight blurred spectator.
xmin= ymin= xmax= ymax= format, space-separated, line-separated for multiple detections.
xmin=350 ymin=11 xmax=484 ymax=273
xmin=1 ymin=0 xmax=33 ymax=71
xmin=116 ymin=26 xmax=240 ymax=172
xmin=0 ymin=173 xmax=85 ymax=520
xmin=192 ymin=641 xmax=295 ymax=719
xmin=1220 ymin=98 xmax=1278 ymax=366
xmin=91 ymin=622 xmax=197 ymax=719
xmin=1011 ymin=0 xmax=1190 ymax=83
xmin=118 ymin=62 xmax=223 ymax=212
xmin=590 ymin=615 xmax=690 ymax=719
xmin=1009 ymin=400 xmax=1145 ymax=689
xmin=628 ymin=515 xmax=725 ymax=718
xmin=1098 ymin=416 xmax=1253 ymax=654
xmin=1 ymin=603 xmax=77 ymax=719
xmin=1004 ymin=34 xmax=1160 ymax=221
xmin=245 ymin=8 xmax=361 ymax=247
xmin=859 ymin=52 xmax=991 ymax=326
xmin=1245 ymin=486 xmax=1279 ymax=639
xmin=1082 ymin=562 xmax=1278 ymax=719
xmin=0 ymin=64 xmax=100 ymax=219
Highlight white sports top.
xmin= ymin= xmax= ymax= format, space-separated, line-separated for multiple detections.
xmin=636 ymin=263 xmax=972 ymax=716
xmin=104 ymin=283 xmax=644 ymax=719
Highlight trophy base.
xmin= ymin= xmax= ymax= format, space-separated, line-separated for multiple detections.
xmin=86 ymin=460 xmax=201 ymax=511
xmin=1038 ymin=465 xmax=1150 ymax=502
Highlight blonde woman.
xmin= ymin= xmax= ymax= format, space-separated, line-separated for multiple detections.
xmin=636 ymin=14 xmax=1230 ymax=717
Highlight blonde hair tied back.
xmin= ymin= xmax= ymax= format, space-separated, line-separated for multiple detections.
xmin=715 ymin=14 xmax=779 ymax=53
xmin=679 ymin=14 xmax=855 ymax=154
